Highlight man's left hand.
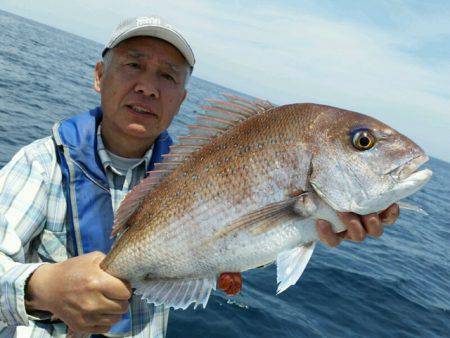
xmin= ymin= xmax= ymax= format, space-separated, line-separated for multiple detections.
xmin=317 ymin=203 xmax=400 ymax=247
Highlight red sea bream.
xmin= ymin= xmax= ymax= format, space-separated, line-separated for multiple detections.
xmin=100 ymin=95 xmax=432 ymax=309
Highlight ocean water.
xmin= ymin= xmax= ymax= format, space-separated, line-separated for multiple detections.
xmin=0 ymin=9 xmax=449 ymax=338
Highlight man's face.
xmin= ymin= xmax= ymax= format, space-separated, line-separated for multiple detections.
xmin=94 ymin=36 xmax=189 ymax=146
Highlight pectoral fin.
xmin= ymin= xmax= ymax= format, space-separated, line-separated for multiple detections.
xmin=276 ymin=242 xmax=316 ymax=294
xmin=212 ymin=193 xmax=308 ymax=241
xmin=397 ymin=201 xmax=428 ymax=216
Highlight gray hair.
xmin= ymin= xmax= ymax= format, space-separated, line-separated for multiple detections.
xmin=102 ymin=49 xmax=114 ymax=72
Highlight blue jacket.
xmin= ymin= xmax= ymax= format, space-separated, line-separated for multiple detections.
xmin=52 ymin=107 xmax=172 ymax=334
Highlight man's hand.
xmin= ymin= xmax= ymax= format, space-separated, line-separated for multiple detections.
xmin=316 ymin=203 xmax=400 ymax=247
xmin=26 ymin=251 xmax=131 ymax=334
xmin=217 ymin=272 xmax=242 ymax=296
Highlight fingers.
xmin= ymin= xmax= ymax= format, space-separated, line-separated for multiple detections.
xmin=218 ymin=273 xmax=242 ymax=296
xmin=316 ymin=220 xmax=344 ymax=247
xmin=88 ymin=252 xmax=131 ymax=301
xmin=68 ymin=325 xmax=113 ymax=334
xmin=88 ymin=326 xmax=112 ymax=334
xmin=337 ymin=212 xmax=366 ymax=242
xmin=361 ymin=213 xmax=383 ymax=238
xmin=88 ymin=325 xmax=116 ymax=334
xmin=94 ymin=298 xmax=130 ymax=315
xmin=380 ymin=203 xmax=399 ymax=224
xmin=318 ymin=204 xmax=400 ymax=247
xmin=99 ymin=275 xmax=132 ymax=300
xmin=93 ymin=313 xmax=124 ymax=326
xmin=67 ymin=313 xmax=124 ymax=334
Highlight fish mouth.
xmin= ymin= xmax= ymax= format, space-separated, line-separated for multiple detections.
xmin=389 ymin=154 xmax=430 ymax=182
xmin=345 ymin=154 xmax=432 ymax=215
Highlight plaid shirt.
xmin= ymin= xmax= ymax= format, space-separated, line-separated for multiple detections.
xmin=0 ymin=126 xmax=169 ymax=337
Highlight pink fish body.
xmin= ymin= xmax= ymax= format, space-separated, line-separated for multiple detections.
xmin=100 ymin=96 xmax=431 ymax=309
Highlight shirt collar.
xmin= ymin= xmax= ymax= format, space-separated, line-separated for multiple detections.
xmin=96 ymin=124 xmax=153 ymax=174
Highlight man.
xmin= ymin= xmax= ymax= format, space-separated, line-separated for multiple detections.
xmin=0 ymin=16 xmax=398 ymax=337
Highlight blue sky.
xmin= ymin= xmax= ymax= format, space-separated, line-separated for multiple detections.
xmin=1 ymin=0 xmax=449 ymax=162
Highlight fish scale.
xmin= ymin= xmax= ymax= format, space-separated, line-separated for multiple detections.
xmin=105 ymin=107 xmax=305 ymax=261
xmin=118 ymin=158 xmax=303 ymax=277
xmin=100 ymin=99 xmax=432 ymax=309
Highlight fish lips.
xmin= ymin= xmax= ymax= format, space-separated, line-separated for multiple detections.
xmin=389 ymin=154 xmax=430 ymax=182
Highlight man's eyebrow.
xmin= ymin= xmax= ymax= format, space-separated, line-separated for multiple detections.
xmin=162 ymin=61 xmax=182 ymax=73
xmin=125 ymin=50 xmax=182 ymax=73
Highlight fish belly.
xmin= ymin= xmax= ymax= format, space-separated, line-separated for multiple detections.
xmin=112 ymin=209 xmax=318 ymax=282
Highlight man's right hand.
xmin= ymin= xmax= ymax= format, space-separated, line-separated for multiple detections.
xmin=26 ymin=251 xmax=131 ymax=334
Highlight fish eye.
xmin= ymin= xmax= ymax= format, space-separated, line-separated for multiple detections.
xmin=352 ymin=129 xmax=376 ymax=151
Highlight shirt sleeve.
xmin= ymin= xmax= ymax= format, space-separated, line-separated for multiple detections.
xmin=0 ymin=140 xmax=52 ymax=326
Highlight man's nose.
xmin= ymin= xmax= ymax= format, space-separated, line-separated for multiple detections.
xmin=134 ymin=72 xmax=160 ymax=98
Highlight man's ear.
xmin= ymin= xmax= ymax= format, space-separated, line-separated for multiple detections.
xmin=182 ymin=90 xmax=188 ymax=103
xmin=175 ymin=90 xmax=188 ymax=116
xmin=94 ymin=61 xmax=104 ymax=93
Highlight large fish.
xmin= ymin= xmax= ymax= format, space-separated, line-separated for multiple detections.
xmin=100 ymin=95 xmax=432 ymax=310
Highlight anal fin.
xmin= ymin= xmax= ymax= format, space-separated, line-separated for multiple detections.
xmin=276 ymin=242 xmax=316 ymax=294
xmin=134 ymin=276 xmax=217 ymax=310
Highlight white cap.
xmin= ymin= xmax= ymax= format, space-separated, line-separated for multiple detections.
xmin=102 ymin=16 xmax=195 ymax=67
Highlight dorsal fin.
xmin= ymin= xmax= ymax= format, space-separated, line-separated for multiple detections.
xmin=221 ymin=93 xmax=275 ymax=111
xmin=111 ymin=94 xmax=276 ymax=238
